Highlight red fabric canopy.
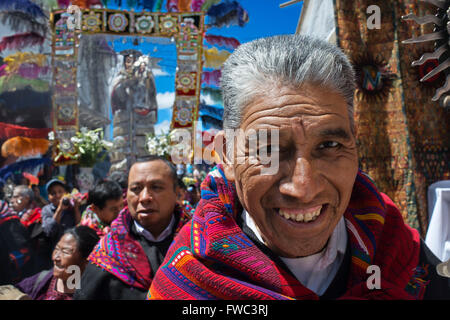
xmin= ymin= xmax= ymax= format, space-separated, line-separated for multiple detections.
xmin=0 ymin=122 xmax=50 ymax=139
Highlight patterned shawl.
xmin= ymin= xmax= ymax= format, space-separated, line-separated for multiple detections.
xmin=19 ymin=207 xmax=42 ymax=228
xmin=88 ymin=204 xmax=192 ymax=290
xmin=0 ymin=200 xmax=33 ymax=282
xmin=79 ymin=205 xmax=110 ymax=238
xmin=147 ymin=165 xmax=423 ymax=300
xmin=0 ymin=200 xmax=15 ymax=221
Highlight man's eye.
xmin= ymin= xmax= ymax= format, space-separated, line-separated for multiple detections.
xmin=131 ymin=186 xmax=142 ymax=193
xmin=258 ymin=144 xmax=279 ymax=154
xmin=318 ymin=141 xmax=341 ymax=149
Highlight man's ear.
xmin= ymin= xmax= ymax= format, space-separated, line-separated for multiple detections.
xmin=213 ymin=130 xmax=235 ymax=182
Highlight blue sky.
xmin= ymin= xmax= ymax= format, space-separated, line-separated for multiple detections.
xmin=106 ymin=1 xmax=303 ymax=134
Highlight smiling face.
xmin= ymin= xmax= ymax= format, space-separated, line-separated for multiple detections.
xmin=222 ymin=84 xmax=359 ymax=258
xmin=47 ymin=184 xmax=66 ymax=207
xmin=127 ymin=160 xmax=178 ymax=237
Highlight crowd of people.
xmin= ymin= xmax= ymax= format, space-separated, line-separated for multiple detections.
xmin=0 ymin=155 xmax=204 ymax=300
xmin=0 ymin=34 xmax=449 ymax=300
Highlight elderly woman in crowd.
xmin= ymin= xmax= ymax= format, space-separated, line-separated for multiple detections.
xmin=15 ymin=226 xmax=99 ymax=300
xmin=9 ymin=185 xmax=41 ymax=228
xmin=148 ymin=35 xmax=450 ymax=300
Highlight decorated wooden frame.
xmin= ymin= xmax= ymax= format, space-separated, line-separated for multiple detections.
xmin=49 ymin=8 xmax=205 ymax=165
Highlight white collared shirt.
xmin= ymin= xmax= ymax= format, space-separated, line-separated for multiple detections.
xmin=133 ymin=214 xmax=175 ymax=242
xmin=243 ymin=210 xmax=347 ymax=296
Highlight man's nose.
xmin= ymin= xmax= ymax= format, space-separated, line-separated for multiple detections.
xmin=139 ymin=188 xmax=153 ymax=204
xmin=279 ymin=157 xmax=324 ymax=203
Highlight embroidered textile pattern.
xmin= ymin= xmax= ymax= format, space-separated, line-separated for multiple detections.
xmin=334 ymin=0 xmax=450 ymax=236
xmin=88 ymin=204 xmax=192 ymax=289
xmin=147 ymin=165 xmax=423 ymax=300
xmin=79 ymin=205 xmax=110 ymax=238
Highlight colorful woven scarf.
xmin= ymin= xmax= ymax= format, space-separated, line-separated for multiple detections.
xmin=79 ymin=205 xmax=110 ymax=238
xmin=0 ymin=200 xmax=32 ymax=281
xmin=0 ymin=200 xmax=16 ymax=223
xmin=148 ymin=165 xmax=422 ymax=300
xmin=19 ymin=207 xmax=42 ymax=228
xmin=88 ymin=205 xmax=192 ymax=290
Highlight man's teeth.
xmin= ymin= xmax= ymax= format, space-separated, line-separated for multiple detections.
xmin=278 ymin=206 xmax=322 ymax=223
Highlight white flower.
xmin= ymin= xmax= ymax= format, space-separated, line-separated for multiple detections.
xmin=102 ymin=141 xmax=113 ymax=149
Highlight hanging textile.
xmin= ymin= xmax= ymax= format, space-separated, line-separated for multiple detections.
xmin=0 ymin=89 xmax=51 ymax=111
xmin=0 ymin=122 xmax=51 ymax=140
xmin=16 ymin=64 xmax=50 ymax=79
xmin=0 ymin=64 xmax=6 ymax=77
xmin=0 ymin=32 xmax=45 ymax=53
xmin=191 ymin=0 xmax=205 ymax=12
xmin=142 ymin=0 xmax=155 ymax=10
xmin=89 ymin=0 xmax=103 ymax=6
xmin=204 ymin=34 xmax=240 ymax=50
xmin=71 ymin=0 xmax=90 ymax=8
xmin=201 ymin=70 xmax=221 ymax=87
xmin=334 ymin=0 xmax=450 ymax=237
xmin=0 ymin=11 xmax=48 ymax=35
xmin=126 ymin=0 xmax=138 ymax=8
xmin=166 ymin=0 xmax=178 ymax=12
xmin=0 ymin=75 xmax=49 ymax=93
xmin=178 ymin=0 xmax=192 ymax=12
xmin=201 ymin=86 xmax=222 ymax=103
xmin=42 ymin=0 xmax=59 ymax=10
xmin=154 ymin=0 xmax=164 ymax=11
xmin=0 ymin=0 xmax=46 ymax=19
xmin=1 ymin=137 xmax=50 ymax=158
xmin=3 ymin=52 xmax=47 ymax=73
xmin=57 ymin=0 xmax=71 ymax=7
xmin=203 ymin=46 xmax=231 ymax=69
xmin=206 ymin=0 xmax=249 ymax=28
xmin=0 ymin=157 xmax=51 ymax=185
xmin=201 ymin=0 xmax=220 ymax=11
xmin=199 ymin=102 xmax=223 ymax=121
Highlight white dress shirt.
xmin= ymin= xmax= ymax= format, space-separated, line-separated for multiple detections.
xmin=243 ymin=210 xmax=347 ymax=296
xmin=133 ymin=214 xmax=175 ymax=242
xmin=425 ymin=187 xmax=450 ymax=262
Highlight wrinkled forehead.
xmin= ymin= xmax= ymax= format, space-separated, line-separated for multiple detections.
xmin=59 ymin=233 xmax=78 ymax=249
xmin=239 ymin=85 xmax=351 ymax=131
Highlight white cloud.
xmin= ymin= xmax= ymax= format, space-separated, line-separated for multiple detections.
xmin=152 ymin=68 xmax=170 ymax=77
xmin=200 ymin=94 xmax=215 ymax=106
xmin=156 ymin=91 xmax=175 ymax=109
xmin=154 ymin=120 xmax=171 ymax=134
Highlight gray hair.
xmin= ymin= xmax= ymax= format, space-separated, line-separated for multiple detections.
xmin=220 ymin=34 xmax=356 ymax=133
xmin=14 ymin=185 xmax=34 ymax=203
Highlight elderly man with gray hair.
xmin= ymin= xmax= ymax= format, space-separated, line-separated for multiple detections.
xmin=148 ymin=35 xmax=450 ymax=300
xmin=10 ymin=185 xmax=41 ymax=228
